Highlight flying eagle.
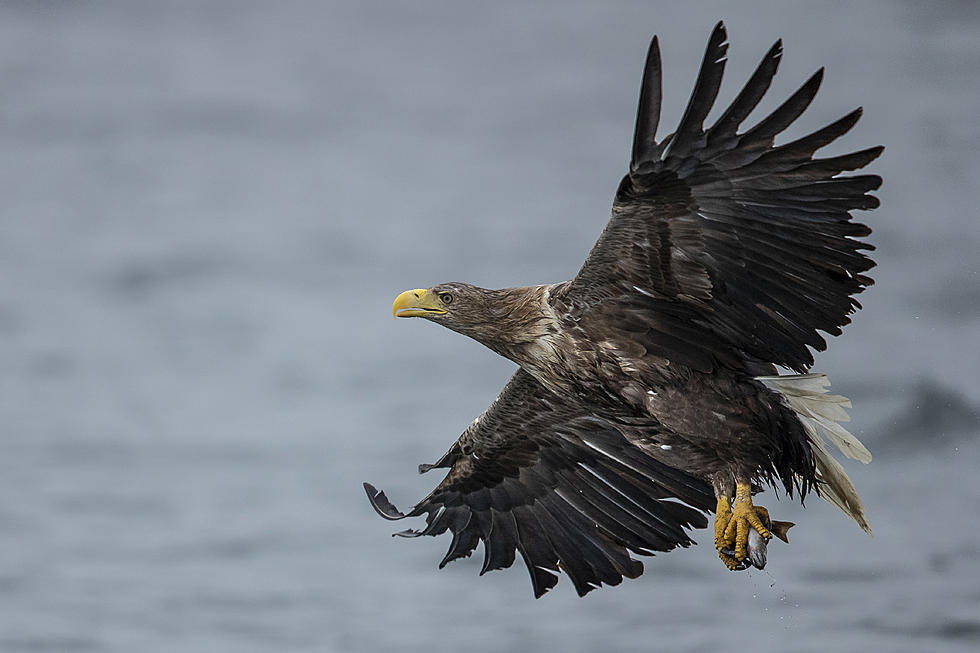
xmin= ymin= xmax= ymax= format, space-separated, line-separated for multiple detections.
xmin=365 ymin=22 xmax=880 ymax=597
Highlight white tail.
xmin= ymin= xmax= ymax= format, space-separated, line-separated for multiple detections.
xmin=757 ymin=373 xmax=872 ymax=534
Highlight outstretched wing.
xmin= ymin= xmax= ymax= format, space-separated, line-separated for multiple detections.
xmin=566 ymin=22 xmax=882 ymax=373
xmin=364 ymin=369 xmax=713 ymax=598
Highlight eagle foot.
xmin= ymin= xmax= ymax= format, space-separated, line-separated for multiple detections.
xmin=715 ymin=482 xmax=776 ymax=569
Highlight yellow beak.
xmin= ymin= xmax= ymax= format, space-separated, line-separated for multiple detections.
xmin=392 ymin=289 xmax=448 ymax=318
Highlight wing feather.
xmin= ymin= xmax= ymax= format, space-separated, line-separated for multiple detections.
xmin=663 ymin=21 xmax=729 ymax=160
xmin=734 ymin=68 xmax=824 ymax=154
xmin=566 ymin=24 xmax=881 ymax=373
xmin=630 ymin=35 xmax=663 ymax=170
xmin=706 ymin=39 xmax=782 ymax=150
xmin=364 ymin=370 xmax=712 ymax=597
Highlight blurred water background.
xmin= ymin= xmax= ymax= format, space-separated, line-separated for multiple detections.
xmin=1 ymin=1 xmax=978 ymax=651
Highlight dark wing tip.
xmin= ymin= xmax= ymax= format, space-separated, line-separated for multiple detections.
xmin=706 ymin=21 xmax=729 ymax=65
xmin=666 ymin=20 xmax=730 ymax=158
xmin=740 ymin=66 xmax=824 ymax=145
xmin=707 ymin=37 xmax=785 ymax=143
xmin=770 ymin=39 xmax=784 ymax=65
xmin=767 ymin=38 xmax=784 ymax=65
xmin=840 ymin=107 xmax=865 ymax=138
xmin=530 ymin=568 xmax=561 ymax=599
xmin=630 ymin=34 xmax=664 ymax=169
xmin=852 ymin=144 xmax=885 ymax=167
xmin=865 ymin=173 xmax=884 ymax=191
xmin=797 ymin=67 xmax=826 ymax=108
xmin=363 ymin=482 xmax=408 ymax=520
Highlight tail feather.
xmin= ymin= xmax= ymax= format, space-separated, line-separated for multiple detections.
xmin=757 ymin=373 xmax=872 ymax=534
xmin=808 ymin=435 xmax=872 ymax=533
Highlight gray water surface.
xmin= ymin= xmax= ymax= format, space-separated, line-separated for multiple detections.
xmin=1 ymin=2 xmax=978 ymax=651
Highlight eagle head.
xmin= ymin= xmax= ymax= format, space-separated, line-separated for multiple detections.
xmin=392 ymin=282 xmax=498 ymax=335
xmin=391 ymin=282 xmax=554 ymax=360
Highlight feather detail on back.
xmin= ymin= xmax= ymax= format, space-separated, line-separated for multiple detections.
xmin=757 ymin=373 xmax=872 ymax=533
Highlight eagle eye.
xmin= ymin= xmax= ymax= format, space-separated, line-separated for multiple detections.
xmin=439 ymin=293 xmax=454 ymax=305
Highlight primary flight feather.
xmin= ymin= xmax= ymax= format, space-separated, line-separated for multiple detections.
xmin=366 ymin=21 xmax=881 ymax=597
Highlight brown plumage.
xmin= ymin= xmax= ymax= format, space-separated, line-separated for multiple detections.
xmin=367 ymin=22 xmax=880 ymax=597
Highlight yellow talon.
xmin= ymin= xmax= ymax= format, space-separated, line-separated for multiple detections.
xmin=714 ymin=482 xmax=794 ymax=570
xmin=722 ymin=482 xmax=771 ymax=562
xmin=714 ymin=493 xmax=749 ymax=570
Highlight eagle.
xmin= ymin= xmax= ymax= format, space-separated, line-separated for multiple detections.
xmin=365 ymin=22 xmax=880 ymax=597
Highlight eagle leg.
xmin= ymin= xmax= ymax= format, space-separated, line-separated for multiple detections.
xmin=715 ymin=488 xmax=795 ymax=570
xmin=719 ymin=481 xmax=772 ymax=567
xmin=712 ymin=474 xmax=745 ymax=570
xmin=713 ymin=495 xmax=745 ymax=570
xmin=713 ymin=495 xmax=734 ymax=554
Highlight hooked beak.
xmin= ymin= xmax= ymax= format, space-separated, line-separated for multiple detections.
xmin=392 ymin=289 xmax=448 ymax=318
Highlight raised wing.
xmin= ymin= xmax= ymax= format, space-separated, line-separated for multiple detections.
xmin=364 ymin=369 xmax=713 ymax=598
xmin=566 ymin=22 xmax=882 ymax=373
